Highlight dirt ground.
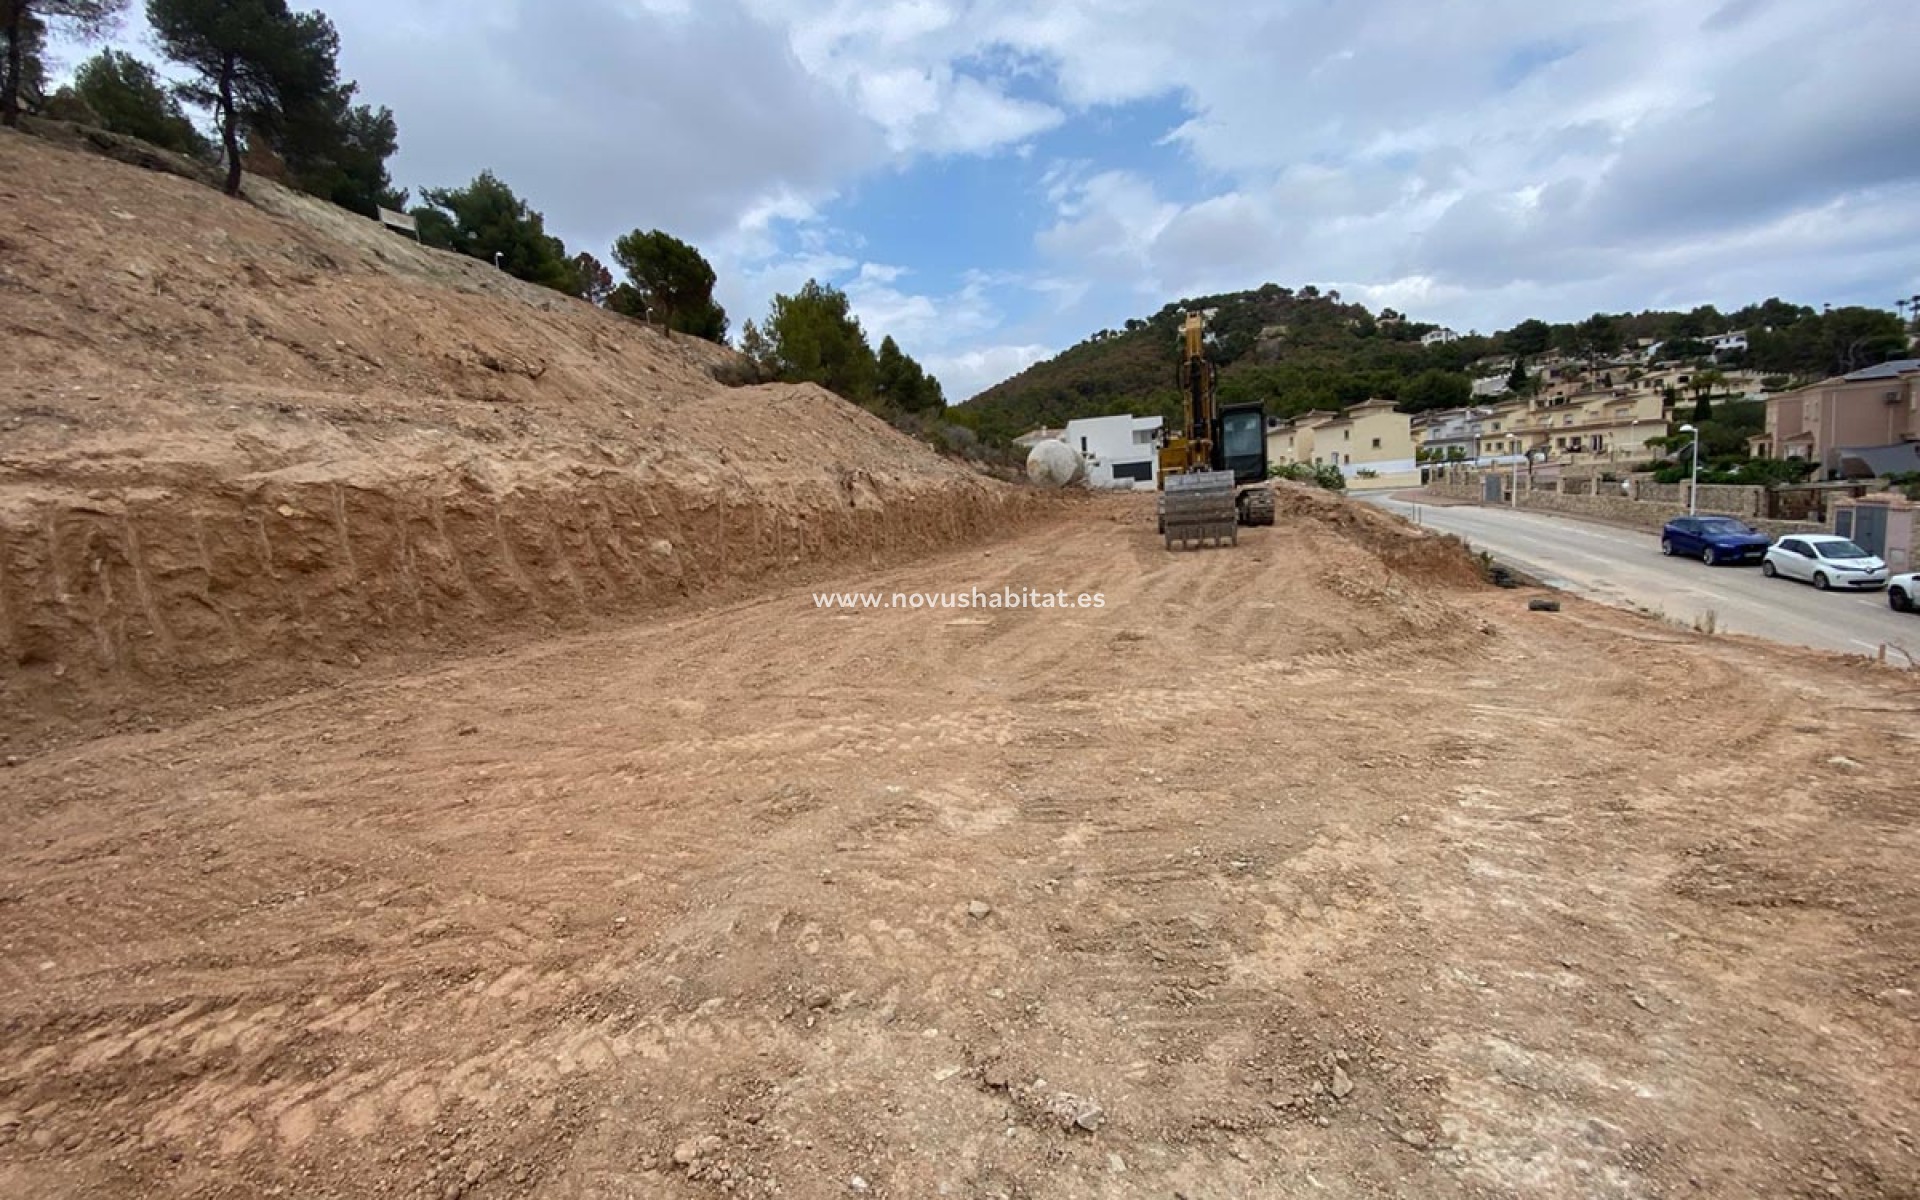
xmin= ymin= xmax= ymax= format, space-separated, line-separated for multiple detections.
xmin=2 ymin=490 xmax=1915 ymax=1200
xmin=0 ymin=127 xmax=1040 ymax=750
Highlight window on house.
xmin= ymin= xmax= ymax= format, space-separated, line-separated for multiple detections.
xmin=1371 ymin=437 xmax=1381 ymax=449
xmin=1343 ymin=430 xmax=1351 ymax=440
xmin=1080 ymin=437 xmax=1088 ymax=452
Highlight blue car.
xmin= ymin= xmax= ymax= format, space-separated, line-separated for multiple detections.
xmin=1661 ymin=515 xmax=1773 ymax=565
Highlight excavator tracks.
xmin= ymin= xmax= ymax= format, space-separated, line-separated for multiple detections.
xmin=1238 ymin=484 xmax=1276 ymax=527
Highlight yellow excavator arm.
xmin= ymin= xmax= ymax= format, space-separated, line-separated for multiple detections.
xmin=1160 ymin=313 xmax=1215 ymax=479
xmin=1155 ymin=310 xmax=1275 ymax=548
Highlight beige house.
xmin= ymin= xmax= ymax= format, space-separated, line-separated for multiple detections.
xmin=1477 ymin=387 xmax=1667 ymax=466
xmin=1266 ymin=409 xmax=1335 ymax=467
xmin=1475 ymin=397 xmax=1530 ymax=460
xmin=1272 ymin=399 xmax=1417 ymax=487
xmin=1755 ymin=360 xmax=1920 ymax=477
xmin=1636 ymin=364 xmax=1765 ymax=402
xmin=1532 ymin=363 xmax=1763 ymax=412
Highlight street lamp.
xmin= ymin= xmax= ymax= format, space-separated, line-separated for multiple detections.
xmin=1678 ymin=422 xmax=1700 ymax=515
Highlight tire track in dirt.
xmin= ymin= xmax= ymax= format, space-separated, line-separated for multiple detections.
xmin=3 ymin=496 xmax=1917 ymax=1198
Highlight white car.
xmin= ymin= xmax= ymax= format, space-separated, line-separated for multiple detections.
xmin=1761 ymin=535 xmax=1888 ymax=591
xmin=1891 ymin=572 xmax=1918 ymax=613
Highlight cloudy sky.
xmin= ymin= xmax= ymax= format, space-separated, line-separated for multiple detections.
xmin=62 ymin=0 xmax=1920 ymax=398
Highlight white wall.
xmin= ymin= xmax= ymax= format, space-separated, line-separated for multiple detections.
xmin=1338 ymin=458 xmax=1419 ymax=488
xmin=1065 ymin=414 xmax=1159 ymax=489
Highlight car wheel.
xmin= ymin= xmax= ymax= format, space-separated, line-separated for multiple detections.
xmin=1813 ymin=571 xmax=1831 ymax=591
xmin=1661 ymin=538 xmax=1675 ymax=557
xmin=1702 ymin=547 xmax=1717 ymax=566
xmin=1893 ymin=586 xmax=1914 ymax=613
xmin=1761 ymin=560 xmax=1776 ymax=578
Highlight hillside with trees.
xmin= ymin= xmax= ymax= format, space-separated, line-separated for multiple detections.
xmin=738 ymin=279 xmax=946 ymax=415
xmin=5 ymin=0 xmax=962 ymax=391
xmin=9 ymin=2 xmax=1901 ymax=468
xmin=952 ymin=285 xmax=1913 ymax=445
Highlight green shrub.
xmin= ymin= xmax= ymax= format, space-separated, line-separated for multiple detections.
xmin=1270 ymin=462 xmax=1346 ymax=491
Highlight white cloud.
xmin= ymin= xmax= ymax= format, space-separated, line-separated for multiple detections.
xmin=845 ymin=265 xmax=1001 ymax=355
xmin=1036 ymin=170 xmax=1180 ymax=289
xmin=999 ymin=0 xmax=1916 ymax=357
xmin=924 ymin=343 xmax=1056 ymax=403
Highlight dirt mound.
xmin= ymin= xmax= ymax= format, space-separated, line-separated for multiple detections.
xmin=1105 ymin=487 xmax=1486 ymax=652
xmin=0 ymin=129 xmax=1048 ymax=750
xmin=1270 ymin=480 xmax=1488 ymax=587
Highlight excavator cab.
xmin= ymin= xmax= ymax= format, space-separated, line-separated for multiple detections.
xmin=1216 ymin=402 xmax=1268 ymax=484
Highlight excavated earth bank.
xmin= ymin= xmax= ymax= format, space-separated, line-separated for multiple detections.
xmin=0 ymin=128 xmax=1050 ymax=749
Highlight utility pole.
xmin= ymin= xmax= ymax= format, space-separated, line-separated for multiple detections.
xmin=1680 ymin=423 xmax=1700 ymax=515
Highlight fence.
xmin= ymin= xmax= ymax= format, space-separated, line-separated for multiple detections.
xmin=1426 ymin=472 xmax=1824 ymax=538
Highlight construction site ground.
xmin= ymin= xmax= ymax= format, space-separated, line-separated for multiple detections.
xmin=2 ymin=124 xmax=1917 ymax=1200
xmin=3 ymin=490 xmax=1917 ymax=1200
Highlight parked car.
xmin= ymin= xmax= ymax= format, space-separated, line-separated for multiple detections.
xmin=1890 ymin=572 xmax=1917 ymax=613
xmin=1660 ymin=515 xmax=1772 ymax=565
xmin=1761 ymin=535 xmax=1889 ymax=590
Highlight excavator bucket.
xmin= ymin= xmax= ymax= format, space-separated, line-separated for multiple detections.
xmin=1160 ymin=470 xmax=1239 ymax=549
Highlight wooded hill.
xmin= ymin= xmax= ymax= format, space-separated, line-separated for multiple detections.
xmin=948 ymin=284 xmax=1912 ymax=445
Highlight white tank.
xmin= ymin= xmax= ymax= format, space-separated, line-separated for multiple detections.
xmin=1025 ymin=439 xmax=1086 ymax=488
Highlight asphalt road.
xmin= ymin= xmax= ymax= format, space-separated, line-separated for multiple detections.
xmin=1360 ymin=492 xmax=1918 ymax=666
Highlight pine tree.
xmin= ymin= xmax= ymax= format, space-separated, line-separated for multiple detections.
xmin=1505 ymin=357 xmax=1527 ymax=395
xmin=610 ymin=229 xmax=727 ymax=341
xmin=3 ymin=1 xmax=124 ymax=127
xmin=67 ymin=49 xmax=209 ymax=156
xmin=147 ymin=0 xmax=341 ymax=197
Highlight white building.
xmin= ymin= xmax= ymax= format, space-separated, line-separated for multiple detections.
xmin=1707 ymin=330 xmax=1748 ymax=357
xmin=1062 ymin=414 xmax=1163 ymax=489
xmin=1421 ymin=328 xmax=1460 ymax=346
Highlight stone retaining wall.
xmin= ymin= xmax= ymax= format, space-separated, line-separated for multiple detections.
xmin=1419 ymin=476 xmax=1825 ymax=538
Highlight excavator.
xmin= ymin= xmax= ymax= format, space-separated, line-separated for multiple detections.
xmin=1156 ymin=311 xmax=1274 ymax=548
